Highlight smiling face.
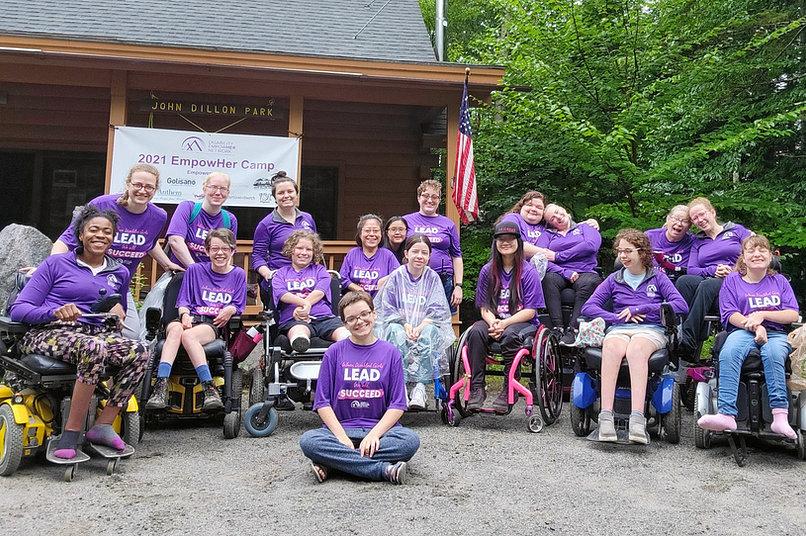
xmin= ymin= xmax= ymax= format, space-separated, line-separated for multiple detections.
xmin=359 ymin=219 xmax=382 ymax=250
xmin=204 ymin=173 xmax=231 ymax=208
xmin=206 ymin=236 xmax=234 ymax=269
xmin=291 ymin=237 xmax=314 ymax=269
xmin=495 ymin=234 xmax=519 ymax=257
xmin=616 ymin=239 xmax=642 ymax=272
xmin=665 ymin=208 xmax=692 ymax=241
xmin=127 ymin=171 xmax=158 ymax=208
xmin=519 ymin=197 xmax=545 ymax=225
xmin=742 ymin=243 xmax=772 ymax=272
xmin=386 ymin=220 xmax=407 ymax=247
xmin=689 ymin=203 xmax=716 ymax=232
xmin=274 ymin=180 xmax=298 ymax=210
xmin=405 ymin=242 xmax=431 ymax=271
xmin=79 ymin=216 xmax=115 ymax=257
xmin=418 ymin=187 xmax=441 ymax=216
xmin=342 ymin=300 xmax=376 ymax=340
xmin=544 ymin=205 xmax=570 ymax=231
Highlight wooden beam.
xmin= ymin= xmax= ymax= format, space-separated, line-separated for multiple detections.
xmin=104 ymin=71 xmax=127 ymax=194
xmin=288 ymin=95 xmax=303 ymax=190
xmin=445 ymin=99 xmax=460 ymax=225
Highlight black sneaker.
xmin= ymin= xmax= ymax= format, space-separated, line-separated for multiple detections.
xmin=559 ymin=329 xmax=578 ymax=347
xmin=202 ymin=382 xmax=224 ymax=411
xmin=465 ymin=387 xmax=486 ymax=412
xmin=275 ymin=394 xmax=296 ymax=411
xmin=491 ymin=389 xmax=511 ymax=415
xmin=291 ymin=336 xmax=310 ymax=353
xmin=145 ymin=378 xmax=168 ymax=410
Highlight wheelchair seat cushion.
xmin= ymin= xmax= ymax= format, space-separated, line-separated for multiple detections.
xmin=741 ymin=350 xmax=762 ymax=373
xmin=153 ymin=338 xmax=228 ymax=366
xmin=20 ymin=354 xmax=76 ymax=375
xmin=584 ymin=347 xmax=669 ymax=373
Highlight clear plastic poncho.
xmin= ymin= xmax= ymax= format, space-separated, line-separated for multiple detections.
xmin=373 ymin=265 xmax=455 ymax=383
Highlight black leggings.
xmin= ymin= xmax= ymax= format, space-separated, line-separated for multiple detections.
xmin=541 ymin=272 xmax=601 ymax=330
xmin=465 ymin=320 xmax=536 ymax=388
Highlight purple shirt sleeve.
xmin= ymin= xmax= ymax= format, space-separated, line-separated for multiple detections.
xmin=166 ymin=200 xmax=192 ymax=239
xmin=251 ymin=219 xmax=270 ymax=272
xmin=521 ymin=264 xmax=545 ymax=310
xmin=580 ymin=276 xmax=619 ymax=324
xmin=686 ymin=241 xmax=714 ymax=277
xmin=175 ymin=268 xmax=194 ymax=311
xmin=9 ymin=260 xmax=57 ymax=324
xmin=270 ymin=267 xmax=286 ymax=303
xmin=779 ymin=276 xmax=800 ymax=314
xmin=475 ymin=264 xmax=491 ymax=310
xmin=230 ymin=268 xmax=247 ymax=315
xmin=339 ymin=249 xmax=354 ymax=290
xmin=448 ymin=221 xmax=462 ymax=258
xmin=386 ymin=348 xmax=408 ymax=411
xmin=312 ymin=346 xmax=336 ymax=411
xmin=718 ymin=274 xmax=741 ymax=328
xmin=553 ymin=224 xmax=602 ymax=264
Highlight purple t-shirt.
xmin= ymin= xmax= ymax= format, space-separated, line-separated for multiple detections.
xmin=175 ymin=262 xmax=246 ymax=318
xmin=313 ymin=337 xmax=408 ymax=429
xmin=646 ymin=227 xmax=693 ymax=270
xmin=719 ymin=272 xmax=799 ymax=332
xmin=501 ymin=213 xmax=550 ymax=248
xmin=687 ymin=222 xmax=752 ymax=277
xmin=545 ymin=223 xmax=602 ymax=279
xmin=252 ymin=209 xmax=317 ymax=273
xmin=166 ymin=201 xmax=238 ymax=265
xmin=339 ymin=247 xmax=400 ymax=297
xmin=581 ymin=267 xmax=689 ymax=326
xmin=475 ymin=261 xmax=545 ymax=325
xmin=57 ymin=194 xmax=167 ymax=280
xmin=10 ymin=252 xmax=130 ymax=326
xmin=271 ymin=263 xmax=333 ymax=325
xmin=403 ymin=212 xmax=461 ymax=277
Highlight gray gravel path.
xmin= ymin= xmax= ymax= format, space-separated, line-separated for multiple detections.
xmin=1 ymin=403 xmax=804 ymax=536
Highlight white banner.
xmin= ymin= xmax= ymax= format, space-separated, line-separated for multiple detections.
xmin=109 ymin=126 xmax=300 ymax=207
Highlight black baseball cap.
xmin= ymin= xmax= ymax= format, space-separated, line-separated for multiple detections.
xmin=494 ymin=220 xmax=519 ymax=238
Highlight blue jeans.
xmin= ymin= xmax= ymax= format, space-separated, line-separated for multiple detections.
xmin=439 ymin=273 xmax=457 ymax=314
xmin=717 ymin=329 xmax=791 ymax=416
xmin=299 ymin=426 xmax=420 ymax=481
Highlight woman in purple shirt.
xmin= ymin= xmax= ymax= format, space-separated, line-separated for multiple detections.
xmin=698 ymin=236 xmax=799 ymax=439
xmin=340 ymin=214 xmax=400 ymax=297
xmin=166 ymin=172 xmax=238 ymax=268
xmin=252 ymin=172 xmax=317 ymax=304
xmin=464 ymin=221 xmax=545 ymax=414
xmin=52 ymin=163 xmax=181 ymax=339
xmin=382 ymin=216 xmax=408 ymax=264
xmin=146 ymin=229 xmax=246 ymax=411
xmin=403 ymin=180 xmax=463 ymax=311
xmin=540 ymin=203 xmax=603 ymax=345
xmin=581 ymin=229 xmax=688 ymax=443
xmin=11 ymin=206 xmax=149 ymax=459
xmin=271 ymin=230 xmax=349 ymax=353
xmin=299 ymin=291 xmax=419 ymax=484
xmin=645 ymin=204 xmax=694 ymax=277
xmin=675 ymin=197 xmax=753 ymax=358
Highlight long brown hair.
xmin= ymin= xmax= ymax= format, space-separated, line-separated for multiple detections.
xmin=506 ymin=191 xmax=546 ymax=217
xmin=735 ymin=235 xmax=776 ymax=276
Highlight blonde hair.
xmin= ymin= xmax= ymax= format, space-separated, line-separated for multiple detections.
xmin=117 ymin=163 xmax=160 ymax=205
xmin=281 ymin=229 xmax=324 ymax=265
xmin=204 ymin=172 xmax=231 ymax=187
xmin=688 ymin=197 xmax=715 ymax=213
xmin=417 ymin=179 xmax=442 ymax=197
xmin=735 ymin=235 xmax=776 ymax=276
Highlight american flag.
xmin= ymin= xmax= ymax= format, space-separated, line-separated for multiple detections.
xmin=451 ymin=76 xmax=478 ymax=224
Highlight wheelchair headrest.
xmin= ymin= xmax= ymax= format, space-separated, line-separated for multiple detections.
xmin=161 ymin=271 xmax=186 ymax=326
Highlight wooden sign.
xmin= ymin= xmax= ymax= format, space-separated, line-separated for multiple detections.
xmin=142 ymin=96 xmax=278 ymax=119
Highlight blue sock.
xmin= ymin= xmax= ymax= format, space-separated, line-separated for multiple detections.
xmin=195 ymin=364 xmax=213 ymax=383
xmin=157 ymin=362 xmax=172 ymax=379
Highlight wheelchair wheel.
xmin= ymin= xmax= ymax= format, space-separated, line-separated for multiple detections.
xmin=120 ymin=411 xmax=141 ymax=447
xmin=249 ymin=366 xmax=265 ymax=407
xmin=0 ymin=404 xmax=24 ymax=476
xmin=451 ymin=333 xmax=472 ymax=418
xmin=661 ymin=383 xmax=681 ymax=444
xmin=694 ymin=412 xmax=712 ymax=449
xmin=244 ymin=403 xmax=279 ymax=437
xmin=797 ymin=431 xmax=806 ymax=461
xmin=570 ymin=402 xmax=591 ymax=437
xmin=533 ymin=328 xmax=563 ymax=425
xmin=223 ymin=411 xmax=241 ymax=439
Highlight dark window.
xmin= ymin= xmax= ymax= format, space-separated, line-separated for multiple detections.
xmin=300 ymin=166 xmax=339 ymax=240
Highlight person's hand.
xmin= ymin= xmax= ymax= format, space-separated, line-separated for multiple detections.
xmin=630 ymin=314 xmax=645 ymax=324
xmin=451 ymin=285 xmax=463 ymax=308
xmin=164 ymin=261 xmax=185 ymax=273
xmin=181 ymin=312 xmax=193 ymax=329
xmin=534 ymin=248 xmax=556 ymax=261
xmin=754 ymin=325 xmax=768 ymax=344
xmin=744 ymin=311 xmax=765 ymax=331
xmin=109 ymin=303 xmax=126 ymax=330
xmin=569 ymin=271 xmax=580 ymax=283
xmin=715 ymin=264 xmax=732 ymax=278
xmin=213 ymin=305 xmax=237 ymax=328
xmin=617 ymin=308 xmax=634 ymax=322
xmin=409 ymin=324 xmax=423 ymax=341
xmin=19 ymin=266 xmax=37 ymax=276
xmin=581 ymin=218 xmax=600 ymax=231
xmin=261 ymin=268 xmax=276 ymax=281
xmin=337 ymin=435 xmax=355 ymax=450
xmin=359 ymin=432 xmax=381 ymax=457
xmin=488 ymin=320 xmax=504 ymax=340
xmin=53 ymin=303 xmax=81 ymax=322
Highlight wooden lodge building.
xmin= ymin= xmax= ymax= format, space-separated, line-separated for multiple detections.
xmin=0 ymin=0 xmax=503 ymax=316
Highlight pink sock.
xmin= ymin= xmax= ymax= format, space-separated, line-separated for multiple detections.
xmin=53 ymin=448 xmax=77 ymax=460
xmin=770 ymin=408 xmax=797 ymax=440
xmin=85 ymin=424 xmax=126 ymax=451
xmin=697 ymin=413 xmax=737 ymax=432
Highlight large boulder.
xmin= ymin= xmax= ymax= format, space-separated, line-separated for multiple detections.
xmin=0 ymin=224 xmax=53 ymax=311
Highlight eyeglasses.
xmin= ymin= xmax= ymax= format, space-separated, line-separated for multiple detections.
xmin=206 ymin=185 xmax=230 ymax=193
xmin=344 ymin=310 xmax=373 ymax=325
xmin=669 ymin=216 xmax=691 ymax=225
xmin=208 ymin=246 xmax=234 ymax=253
xmin=616 ymin=248 xmax=640 ymax=255
xmin=388 ymin=226 xmax=407 ymax=233
xmin=130 ymin=183 xmax=157 ymax=193
xmin=420 ymin=194 xmax=440 ymax=201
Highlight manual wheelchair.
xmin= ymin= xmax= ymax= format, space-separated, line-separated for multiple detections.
xmin=140 ymin=272 xmax=244 ymax=439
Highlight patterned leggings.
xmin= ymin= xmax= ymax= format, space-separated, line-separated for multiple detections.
xmin=20 ymin=322 xmax=149 ymax=407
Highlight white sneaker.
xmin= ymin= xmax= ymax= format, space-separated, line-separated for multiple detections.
xmin=408 ymin=383 xmax=427 ymax=411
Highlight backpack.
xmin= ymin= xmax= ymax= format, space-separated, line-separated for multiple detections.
xmin=189 ymin=201 xmax=233 ymax=230
xmin=788 ymin=325 xmax=806 ymax=391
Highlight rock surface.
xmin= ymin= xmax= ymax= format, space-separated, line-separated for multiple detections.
xmin=0 ymin=223 xmax=52 ymax=311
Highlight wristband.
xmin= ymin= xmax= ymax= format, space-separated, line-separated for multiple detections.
xmin=454 ymin=283 xmax=463 ymax=288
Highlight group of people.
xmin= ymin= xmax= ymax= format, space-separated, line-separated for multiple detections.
xmin=5 ymin=163 xmax=801 ymax=482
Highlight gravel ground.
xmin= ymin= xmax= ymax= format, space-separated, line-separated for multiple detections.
xmin=1 ymin=395 xmax=804 ymax=536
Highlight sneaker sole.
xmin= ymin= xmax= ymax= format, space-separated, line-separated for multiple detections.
xmin=628 ymin=433 xmax=649 ymax=444
xmin=291 ymin=338 xmax=310 ymax=353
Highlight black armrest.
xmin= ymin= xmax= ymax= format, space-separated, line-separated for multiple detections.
xmin=0 ymin=315 xmax=27 ymax=334
xmin=660 ymin=303 xmax=677 ymax=334
xmin=145 ymin=307 xmax=162 ymax=335
xmin=228 ymin=315 xmax=242 ymax=331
